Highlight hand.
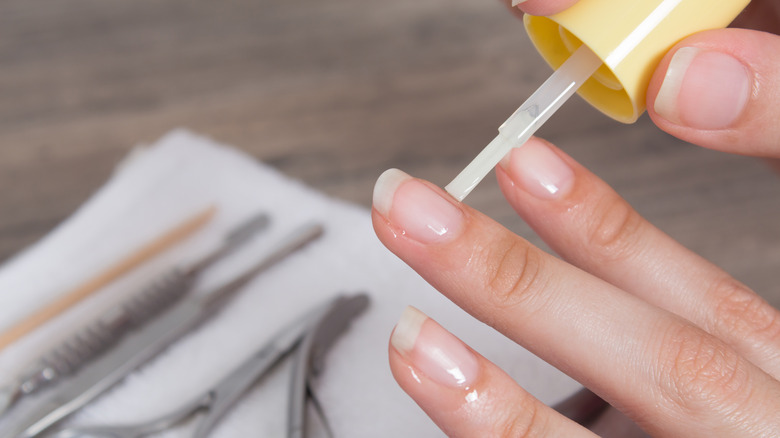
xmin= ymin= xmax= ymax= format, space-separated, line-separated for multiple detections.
xmin=373 ymin=137 xmax=780 ymax=435
xmin=512 ymin=0 xmax=780 ymax=156
xmin=372 ymin=1 xmax=780 ymax=436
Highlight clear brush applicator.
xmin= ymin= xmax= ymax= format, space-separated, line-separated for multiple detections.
xmin=445 ymin=0 xmax=751 ymax=202
xmin=445 ymin=44 xmax=601 ymax=201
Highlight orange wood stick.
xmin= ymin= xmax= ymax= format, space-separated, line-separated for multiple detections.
xmin=0 ymin=206 xmax=216 ymax=352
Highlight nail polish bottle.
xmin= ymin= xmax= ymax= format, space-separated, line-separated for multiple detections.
xmin=524 ymin=0 xmax=750 ymax=123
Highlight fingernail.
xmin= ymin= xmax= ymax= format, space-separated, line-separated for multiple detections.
xmin=373 ymin=168 xmax=464 ymax=244
xmin=499 ymin=138 xmax=574 ymax=199
xmin=391 ymin=306 xmax=479 ymax=388
xmin=654 ymin=47 xmax=751 ymax=130
xmin=511 ymin=0 xmax=529 ymax=5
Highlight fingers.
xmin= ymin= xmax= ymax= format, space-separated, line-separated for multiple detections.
xmin=507 ymin=0 xmax=780 ymax=156
xmin=372 ymin=168 xmax=780 ymax=435
xmin=388 ymin=306 xmax=596 ymax=438
xmin=648 ymin=28 xmax=780 ymax=156
xmin=495 ymin=137 xmax=780 ymax=377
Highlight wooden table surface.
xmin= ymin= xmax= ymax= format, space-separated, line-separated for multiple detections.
xmin=1 ymin=0 xmax=778 ymax=314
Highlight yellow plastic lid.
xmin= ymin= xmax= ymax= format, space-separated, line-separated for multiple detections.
xmin=524 ymin=0 xmax=750 ymax=123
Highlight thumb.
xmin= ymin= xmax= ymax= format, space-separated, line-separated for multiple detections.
xmin=648 ymin=28 xmax=780 ymax=157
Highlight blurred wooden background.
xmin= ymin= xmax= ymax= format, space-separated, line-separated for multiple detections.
xmin=0 ymin=0 xmax=778 ymax=310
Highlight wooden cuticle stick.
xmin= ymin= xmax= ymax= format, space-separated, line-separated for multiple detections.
xmin=0 ymin=206 xmax=217 ymax=352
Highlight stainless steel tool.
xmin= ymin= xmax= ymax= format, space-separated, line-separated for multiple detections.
xmin=4 ymin=222 xmax=324 ymax=438
xmin=54 ymin=293 xmax=368 ymax=438
xmin=0 ymin=213 xmax=270 ymax=418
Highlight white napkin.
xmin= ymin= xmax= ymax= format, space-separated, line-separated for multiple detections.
xmin=0 ymin=130 xmax=579 ymax=437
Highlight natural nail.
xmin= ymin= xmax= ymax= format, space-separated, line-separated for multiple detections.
xmin=654 ymin=47 xmax=751 ymax=130
xmin=373 ymin=168 xmax=464 ymax=244
xmin=499 ymin=137 xmax=574 ymax=199
xmin=391 ymin=306 xmax=479 ymax=388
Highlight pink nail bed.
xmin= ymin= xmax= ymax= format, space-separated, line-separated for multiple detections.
xmin=502 ymin=138 xmax=574 ymax=199
xmin=391 ymin=306 xmax=479 ymax=388
xmin=373 ymin=169 xmax=464 ymax=244
xmin=655 ymin=47 xmax=751 ymax=130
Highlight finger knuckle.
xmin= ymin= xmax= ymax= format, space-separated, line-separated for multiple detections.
xmin=657 ymin=324 xmax=751 ymax=414
xmin=708 ymin=277 xmax=780 ymax=344
xmin=481 ymin=238 xmax=546 ymax=312
xmin=494 ymin=395 xmax=546 ymax=438
xmin=585 ymin=194 xmax=644 ymax=263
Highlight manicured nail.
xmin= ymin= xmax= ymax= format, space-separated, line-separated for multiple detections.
xmin=499 ymin=138 xmax=574 ymax=199
xmin=391 ymin=306 xmax=479 ymax=388
xmin=654 ymin=47 xmax=751 ymax=130
xmin=511 ymin=0 xmax=529 ymax=5
xmin=373 ymin=169 xmax=464 ymax=244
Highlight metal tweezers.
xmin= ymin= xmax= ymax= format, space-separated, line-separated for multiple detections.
xmin=54 ymin=294 xmax=369 ymax=438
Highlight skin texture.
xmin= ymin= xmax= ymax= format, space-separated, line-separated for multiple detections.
xmin=377 ymin=1 xmax=780 ymax=436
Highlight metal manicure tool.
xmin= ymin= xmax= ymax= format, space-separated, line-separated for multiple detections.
xmin=54 ymin=293 xmax=369 ymax=438
xmin=0 ymin=213 xmax=271 ymax=418
xmin=4 ymin=222 xmax=325 ymax=438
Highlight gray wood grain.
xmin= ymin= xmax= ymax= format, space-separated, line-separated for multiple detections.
xmin=0 ymin=0 xmax=778 ymax=313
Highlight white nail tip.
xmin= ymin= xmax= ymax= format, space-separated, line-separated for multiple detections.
xmin=373 ymin=168 xmax=410 ymax=217
xmin=391 ymin=306 xmax=428 ymax=355
xmin=511 ymin=0 xmax=529 ymax=6
xmin=654 ymin=47 xmax=701 ymax=123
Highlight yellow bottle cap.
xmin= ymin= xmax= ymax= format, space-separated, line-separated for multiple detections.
xmin=524 ymin=0 xmax=750 ymax=123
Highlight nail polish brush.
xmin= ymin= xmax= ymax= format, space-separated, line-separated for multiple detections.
xmin=446 ymin=0 xmax=750 ymax=201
